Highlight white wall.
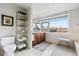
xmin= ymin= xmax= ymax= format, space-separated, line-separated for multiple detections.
xmin=0 ymin=4 xmax=22 ymax=38
xmin=68 ymin=7 xmax=79 ymax=40
xmin=46 ymin=7 xmax=79 ymax=44
xmin=27 ymin=7 xmax=32 ymax=48
xmin=46 ymin=32 xmax=68 ymax=44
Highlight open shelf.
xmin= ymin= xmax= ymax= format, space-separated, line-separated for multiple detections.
xmin=16 ymin=10 xmax=28 ymax=50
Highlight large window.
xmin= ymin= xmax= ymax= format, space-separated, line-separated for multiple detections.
xmin=33 ymin=16 xmax=68 ymax=33
xmin=33 ymin=23 xmax=41 ymax=32
xmin=41 ymin=22 xmax=49 ymax=32
xmin=49 ymin=16 xmax=68 ymax=32
xmin=36 ymin=23 xmax=41 ymax=32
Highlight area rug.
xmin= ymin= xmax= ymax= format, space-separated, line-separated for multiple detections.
xmin=33 ymin=41 xmax=51 ymax=52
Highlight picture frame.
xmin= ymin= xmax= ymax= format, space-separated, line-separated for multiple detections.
xmin=2 ymin=15 xmax=13 ymax=26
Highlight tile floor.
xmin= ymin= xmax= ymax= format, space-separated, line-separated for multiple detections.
xmin=15 ymin=43 xmax=77 ymax=56
xmin=15 ymin=48 xmax=42 ymax=56
xmin=51 ymin=45 xmax=76 ymax=56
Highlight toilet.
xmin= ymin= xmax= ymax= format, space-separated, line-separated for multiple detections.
xmin=1 ymin=37 xmax=16 ymax=56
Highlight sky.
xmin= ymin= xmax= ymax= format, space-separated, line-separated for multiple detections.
xmin=49 ymin=17 xmax=68 ymax=28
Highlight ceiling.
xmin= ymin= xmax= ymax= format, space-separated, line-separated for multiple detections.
xmin=16 ymin=3 xmax=79 ymax=19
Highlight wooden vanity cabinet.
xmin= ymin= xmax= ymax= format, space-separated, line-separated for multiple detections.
xmin=32 ymin=32 xmax=45 ymax=46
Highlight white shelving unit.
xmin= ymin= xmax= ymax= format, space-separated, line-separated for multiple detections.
xmin=16 ymin=11 xmax=28 ymax=50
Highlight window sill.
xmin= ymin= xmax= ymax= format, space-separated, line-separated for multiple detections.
xmin=46 ymin=32 xmax=69 ymax=35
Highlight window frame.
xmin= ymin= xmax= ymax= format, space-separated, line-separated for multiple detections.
xmin=33 ymin=15 xmax=68 ymax=33
xmin=41 ymin=22 xmax=49 ymax=32
xmin=35 ymin=23 xmax=41 ymax=32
